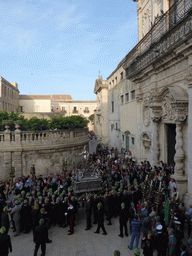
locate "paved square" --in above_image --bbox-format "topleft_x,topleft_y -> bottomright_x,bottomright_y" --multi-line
10,208 -> 144,256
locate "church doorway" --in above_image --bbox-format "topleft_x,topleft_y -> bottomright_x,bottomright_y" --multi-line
166,124 -> 176,165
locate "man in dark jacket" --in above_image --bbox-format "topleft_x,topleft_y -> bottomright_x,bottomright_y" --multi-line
31,204 -> 40,235
119,203 -> 128,238
154,225 -> 168,256
0,226 -> 12,256
22,200 -> 31,234
94,202 -> 107,235
92,194 -> 99,224
85,195 -> 92,230
33,218 -> 49,256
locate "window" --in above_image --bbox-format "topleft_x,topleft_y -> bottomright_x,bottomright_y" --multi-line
35,106 -> 40,112
125,93 -> 129,102
62,106 -> 66,112
112,80 -> 114,86
131,90 -> 135,100
116,123 -> 118,130
122,135 -> 124,141
73,106 -> 78,113
121,95 -> 124,104
115,77 -> 117,85
131,137 -> 135,145
111,124 -> 114,131
112,101 -> 114,113
84,107 -> 89,113
120,72 -> 123,81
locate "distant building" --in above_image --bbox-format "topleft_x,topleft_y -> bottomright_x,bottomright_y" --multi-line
19,95 -> 51,113
51,95 -> 96,119
0,76 -> 20,112
19,94 -> 97,131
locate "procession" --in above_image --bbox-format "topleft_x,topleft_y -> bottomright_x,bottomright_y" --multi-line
0,143 -> 191,256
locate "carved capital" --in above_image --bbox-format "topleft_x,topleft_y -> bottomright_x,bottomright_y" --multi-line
175,115 -> 187,123
151,116 -> 161,122
186,74 -> 192,88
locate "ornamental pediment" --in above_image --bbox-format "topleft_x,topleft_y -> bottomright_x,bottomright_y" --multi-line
149,85 -> 188,123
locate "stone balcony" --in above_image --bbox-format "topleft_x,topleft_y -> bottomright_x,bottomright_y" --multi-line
123,0 -> 192,80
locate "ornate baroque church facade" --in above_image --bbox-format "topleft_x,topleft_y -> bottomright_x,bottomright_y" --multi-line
94,0 -> 192,205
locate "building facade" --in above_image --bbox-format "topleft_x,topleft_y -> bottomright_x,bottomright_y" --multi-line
19,95 -> 51,113
0,76 -> 20,112
51,95 -> 96,119
94,0 -> 192,202
19,94 -> 96,131
94,76 -> 109,145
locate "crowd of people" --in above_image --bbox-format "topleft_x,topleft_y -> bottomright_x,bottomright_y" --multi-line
0,145 -> 192,255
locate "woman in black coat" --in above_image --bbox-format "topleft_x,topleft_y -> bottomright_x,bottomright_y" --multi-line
141,232 -> 154,256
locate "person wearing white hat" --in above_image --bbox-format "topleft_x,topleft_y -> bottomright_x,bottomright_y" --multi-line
154,224 -> 167,256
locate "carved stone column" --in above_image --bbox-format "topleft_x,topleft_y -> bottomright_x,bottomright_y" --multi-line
151,117 -> 161,166
184,73 -> 192,207
174,119 -> 185,177
171,101 -> 188,203
150,104 -> 162,167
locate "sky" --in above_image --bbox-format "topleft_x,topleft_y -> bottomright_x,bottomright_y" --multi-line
0,0 -> 138,101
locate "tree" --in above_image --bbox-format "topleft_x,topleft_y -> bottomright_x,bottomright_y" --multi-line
88,114 -> 94,122
0,111 -> 88,131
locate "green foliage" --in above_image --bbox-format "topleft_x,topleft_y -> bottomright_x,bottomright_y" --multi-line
88,114 -> 94,121
0,111 -> 88,131
49,115 -> 88,130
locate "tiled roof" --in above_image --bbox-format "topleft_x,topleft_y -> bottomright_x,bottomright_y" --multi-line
19,95 -> 51,100
51,95 -> 73,101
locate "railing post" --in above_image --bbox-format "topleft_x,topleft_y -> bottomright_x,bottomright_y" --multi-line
4,125 -> 11,144
15,122 -> 21,143
70,130 -> 74,138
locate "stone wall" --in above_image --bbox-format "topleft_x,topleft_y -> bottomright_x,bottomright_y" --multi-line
0,126 -> 89,180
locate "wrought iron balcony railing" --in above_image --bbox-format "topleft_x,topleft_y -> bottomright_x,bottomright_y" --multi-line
123,0 -> 192,79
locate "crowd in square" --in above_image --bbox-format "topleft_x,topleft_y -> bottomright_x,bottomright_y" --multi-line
0,145 -> 192,256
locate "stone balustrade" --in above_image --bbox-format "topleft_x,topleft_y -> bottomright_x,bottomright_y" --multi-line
0,127 -> 89,180
0,127 -> 88,146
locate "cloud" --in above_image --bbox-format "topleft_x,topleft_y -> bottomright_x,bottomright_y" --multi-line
54,4 -> 86,30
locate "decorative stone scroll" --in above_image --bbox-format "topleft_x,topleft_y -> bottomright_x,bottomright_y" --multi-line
141,132 -> 151,149
143,97 -> 151,127
162,94 -> 176,121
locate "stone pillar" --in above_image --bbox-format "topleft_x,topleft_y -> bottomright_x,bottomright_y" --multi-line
4,125 -> 11,144
13,151 -> 22,177
184,73 -> 192,208
70,131 -> 74,139
14,122 -> 21,143
174,120 -> 185,177
3,152 -> 12,180
151,117 -> 161,166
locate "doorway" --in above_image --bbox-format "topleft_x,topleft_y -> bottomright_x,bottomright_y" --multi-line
167,124 -> 176,165
126,136 -> 129,151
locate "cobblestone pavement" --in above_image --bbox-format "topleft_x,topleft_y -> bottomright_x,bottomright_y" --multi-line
10,207 -> 144,256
